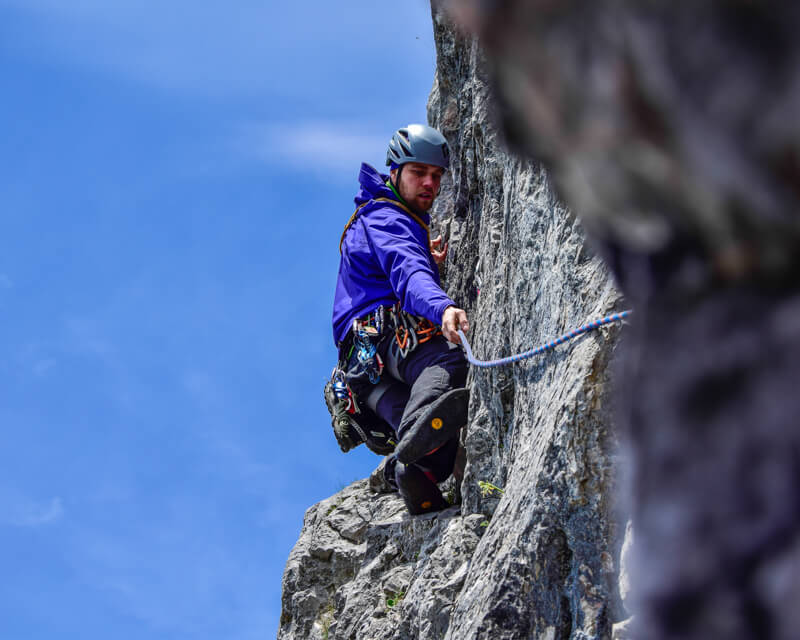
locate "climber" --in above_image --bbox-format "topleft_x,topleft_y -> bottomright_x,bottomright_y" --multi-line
327,124 -> 471,515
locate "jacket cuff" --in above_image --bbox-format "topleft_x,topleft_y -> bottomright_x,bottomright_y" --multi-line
432,298 -> 456,325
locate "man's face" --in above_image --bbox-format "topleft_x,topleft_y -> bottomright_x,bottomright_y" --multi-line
391,162 -> 445,212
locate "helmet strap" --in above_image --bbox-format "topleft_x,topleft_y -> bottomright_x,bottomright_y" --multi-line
387,169 -> 411,209
390,164 -> 404,192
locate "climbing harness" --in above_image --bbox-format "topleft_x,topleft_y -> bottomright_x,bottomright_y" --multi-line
457,310 -> 632,369
344,302 -> 443,362
325,303 -> 446,454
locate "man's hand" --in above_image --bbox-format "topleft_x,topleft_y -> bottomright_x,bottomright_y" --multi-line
430,234 -> 448,265
441,305 -> 469,344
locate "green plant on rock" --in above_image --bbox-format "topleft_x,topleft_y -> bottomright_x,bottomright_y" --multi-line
478,480 -> 505,497
385,590 -> 405,609
320,604 -> 335,639
325,499 -> 341,516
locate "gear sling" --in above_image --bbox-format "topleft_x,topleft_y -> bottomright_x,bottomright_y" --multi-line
325,302 -> 443,454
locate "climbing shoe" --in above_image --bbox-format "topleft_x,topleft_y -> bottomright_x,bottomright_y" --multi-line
368,455 -> 399,494
394,388 -> 469,464
395,461 -> 449,515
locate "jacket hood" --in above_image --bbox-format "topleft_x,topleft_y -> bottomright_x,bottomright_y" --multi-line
355,163 -> 395,206
354,163 -> 432,225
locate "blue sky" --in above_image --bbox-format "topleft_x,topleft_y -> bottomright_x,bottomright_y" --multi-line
0,2 -> 437,638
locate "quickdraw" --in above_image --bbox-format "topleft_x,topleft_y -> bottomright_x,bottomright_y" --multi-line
330,367 -> 358,415
386,303 -> 441,358
351,324 -> 384,384
395,327 -> 410,351
415,320 -> 440,344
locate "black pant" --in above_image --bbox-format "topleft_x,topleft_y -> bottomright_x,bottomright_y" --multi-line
352,333 -> 468,513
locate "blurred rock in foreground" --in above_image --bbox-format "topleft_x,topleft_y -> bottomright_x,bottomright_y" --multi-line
446,1 -> 800,638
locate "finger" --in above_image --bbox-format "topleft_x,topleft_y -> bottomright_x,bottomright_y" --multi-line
443,319 -> 456,343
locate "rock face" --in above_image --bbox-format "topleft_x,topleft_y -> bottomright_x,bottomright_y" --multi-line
444,2 -> 800,639
278,7 -> 628,640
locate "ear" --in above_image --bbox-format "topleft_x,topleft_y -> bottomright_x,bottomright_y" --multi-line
390,168 -> 398,183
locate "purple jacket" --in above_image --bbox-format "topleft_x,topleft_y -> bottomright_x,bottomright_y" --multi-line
332,163 -> 455,345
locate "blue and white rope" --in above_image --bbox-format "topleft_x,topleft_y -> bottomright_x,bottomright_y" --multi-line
457,310 -> 632,369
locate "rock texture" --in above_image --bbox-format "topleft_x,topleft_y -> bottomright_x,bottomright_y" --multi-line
445,1 -> 800,639
278,6 -> 628,640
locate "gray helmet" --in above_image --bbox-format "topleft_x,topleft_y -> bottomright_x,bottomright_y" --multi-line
386,124 -> 450,169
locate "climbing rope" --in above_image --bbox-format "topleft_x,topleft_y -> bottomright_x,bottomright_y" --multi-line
457,310 -> 632,369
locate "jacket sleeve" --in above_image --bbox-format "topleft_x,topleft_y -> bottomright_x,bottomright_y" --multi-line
362,209 -> 455,324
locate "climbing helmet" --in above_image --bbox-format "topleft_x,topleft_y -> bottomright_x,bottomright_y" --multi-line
386,124 -> 450,169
